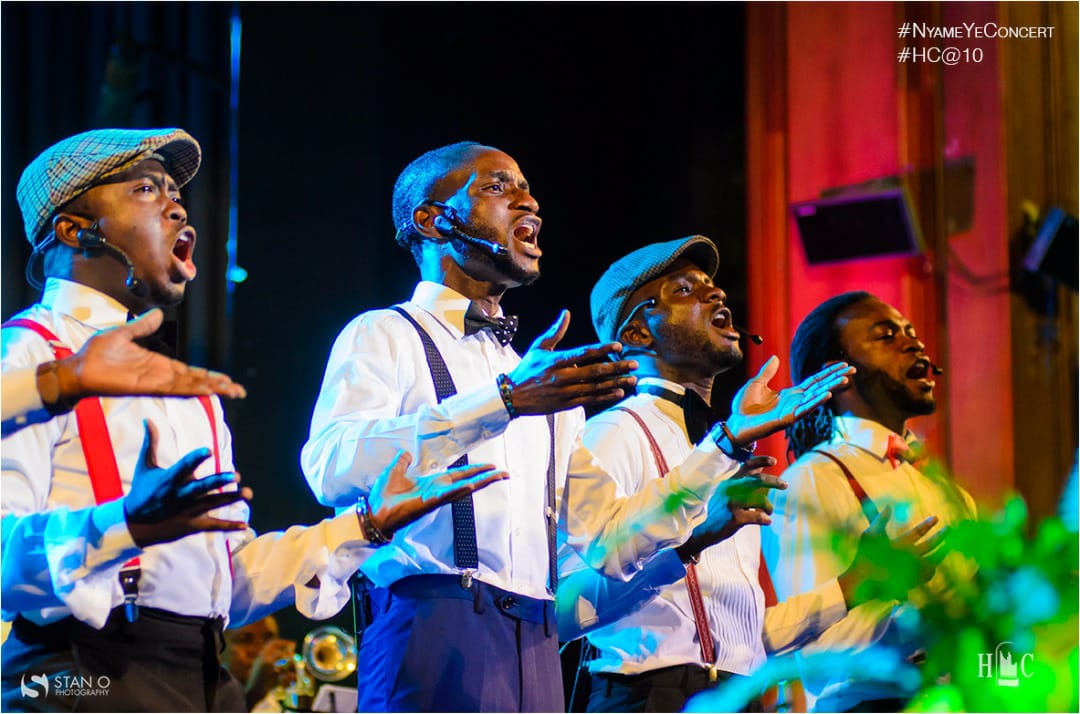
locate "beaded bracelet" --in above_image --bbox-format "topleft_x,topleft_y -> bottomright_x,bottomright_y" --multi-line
356,494 -> 392,546
496,373 -> 518,418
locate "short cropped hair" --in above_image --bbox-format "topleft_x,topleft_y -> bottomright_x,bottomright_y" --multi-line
391,141 -> 486,255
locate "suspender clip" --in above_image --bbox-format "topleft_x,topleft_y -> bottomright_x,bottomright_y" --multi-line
120,567 -> 140,622
459,570 -> 475,590
707,662 -> 719,683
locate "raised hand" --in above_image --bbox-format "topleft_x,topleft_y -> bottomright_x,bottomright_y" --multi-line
367,451 -> 509,536
725,356 -> 854,446
675,455 -> 786,560
124,420 -> 251,548
504,310 -> 638,415
837,505 -> 945,607
63,308 -> 247,402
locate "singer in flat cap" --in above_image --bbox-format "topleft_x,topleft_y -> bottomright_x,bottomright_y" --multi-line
301,143 -> 853,712
553,237 -> 902,713
1,128 -> 508,712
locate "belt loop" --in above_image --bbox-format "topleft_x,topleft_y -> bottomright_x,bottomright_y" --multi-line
543,600 -> 552,638
472,581 -> 485,615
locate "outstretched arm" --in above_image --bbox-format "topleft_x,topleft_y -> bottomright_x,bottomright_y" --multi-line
302,309 -> 633,508
229,452 -> 507,626
3,309 -> 245,436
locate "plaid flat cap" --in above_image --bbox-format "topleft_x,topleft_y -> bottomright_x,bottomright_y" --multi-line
590,236 -> 720,344
17,128 -> 201,245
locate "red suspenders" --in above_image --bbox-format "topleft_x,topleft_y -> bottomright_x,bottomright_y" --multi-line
4,317 -> 221,620
811,449 -> 880,523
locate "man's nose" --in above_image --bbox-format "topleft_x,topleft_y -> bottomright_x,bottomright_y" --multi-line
513,189 -> 539,214
167,201 -> 188,224
702,285 -> 726,304
904,335 -> 926,352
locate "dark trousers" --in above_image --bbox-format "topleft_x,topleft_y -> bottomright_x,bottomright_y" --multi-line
588,665 -> 763,713
844,697 -> 910,712
357,575 -> 564,713
1,607 -> 246,713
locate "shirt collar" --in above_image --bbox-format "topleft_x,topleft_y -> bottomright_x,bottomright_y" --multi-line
40,278 -> 130,330
636,376 -> 686,396
831,414 -> 918,460
410,280 -> 506,338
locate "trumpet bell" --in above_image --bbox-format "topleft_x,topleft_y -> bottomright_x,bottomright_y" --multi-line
302,625 -> 357,682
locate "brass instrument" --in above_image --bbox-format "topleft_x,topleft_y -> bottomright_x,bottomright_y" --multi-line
278,626 -> 357,712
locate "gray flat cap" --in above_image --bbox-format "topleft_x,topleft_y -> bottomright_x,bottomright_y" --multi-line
17,128 -> 201,245
590,236 -> 720,343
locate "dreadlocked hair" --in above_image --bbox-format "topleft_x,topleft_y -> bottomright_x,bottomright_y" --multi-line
784,291 -> 875,462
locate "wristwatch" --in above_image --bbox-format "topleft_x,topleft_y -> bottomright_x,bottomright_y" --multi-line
710,421 -> 756,462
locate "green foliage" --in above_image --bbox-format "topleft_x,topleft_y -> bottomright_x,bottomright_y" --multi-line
905,494 -> 1079,712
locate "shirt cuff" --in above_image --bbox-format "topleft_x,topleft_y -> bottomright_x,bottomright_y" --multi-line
43,500 -> 141,629
295,509 -> 374,621
642,548 -> 690,588
817,577 -> 849,620
663,437 -> 739,501
441,381 -> 512,442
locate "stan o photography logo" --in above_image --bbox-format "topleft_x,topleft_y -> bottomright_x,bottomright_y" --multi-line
19,674 -> 48,698
20,673 -> 111,699
978,641 -> 1035,687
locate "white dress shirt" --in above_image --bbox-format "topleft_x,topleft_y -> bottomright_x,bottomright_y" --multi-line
557,378 -> 847,677
764,415 -> 976,711
2,278 -> 372,630
301,282 -> 740,600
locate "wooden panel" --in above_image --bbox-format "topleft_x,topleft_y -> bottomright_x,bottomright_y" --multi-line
1001,1 -> 1079,521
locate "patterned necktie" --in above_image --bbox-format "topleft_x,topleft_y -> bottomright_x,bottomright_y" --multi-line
886,432 -> 917,469
463,302 -> 518,346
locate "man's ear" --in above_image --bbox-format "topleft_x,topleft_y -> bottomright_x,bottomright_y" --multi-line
620,318 -> 654,352
51,212 -> 91,250
412,205 -> 447,242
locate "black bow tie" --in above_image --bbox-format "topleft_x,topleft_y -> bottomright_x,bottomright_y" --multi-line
636,383 -> 717,443
464,303 -> 518,346
127,312 -> 179,358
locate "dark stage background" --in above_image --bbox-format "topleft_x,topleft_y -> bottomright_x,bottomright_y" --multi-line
2,2 -> 747,688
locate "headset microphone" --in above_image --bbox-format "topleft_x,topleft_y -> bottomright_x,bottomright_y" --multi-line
429,202 -> 509,257
77,222 -> 142,292
734,326 -> 764,345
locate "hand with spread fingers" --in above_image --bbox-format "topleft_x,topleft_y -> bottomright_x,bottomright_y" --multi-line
676,455 -> 787,561
124,420 -> 252,548
725,356 -> 855,446
504,310 -> 638,415
837,505 -> 946,607
70,308 -> 247,401
366,451 -> 509,537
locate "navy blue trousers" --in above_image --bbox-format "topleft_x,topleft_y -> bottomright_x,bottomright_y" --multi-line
357,575 -> 564,713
